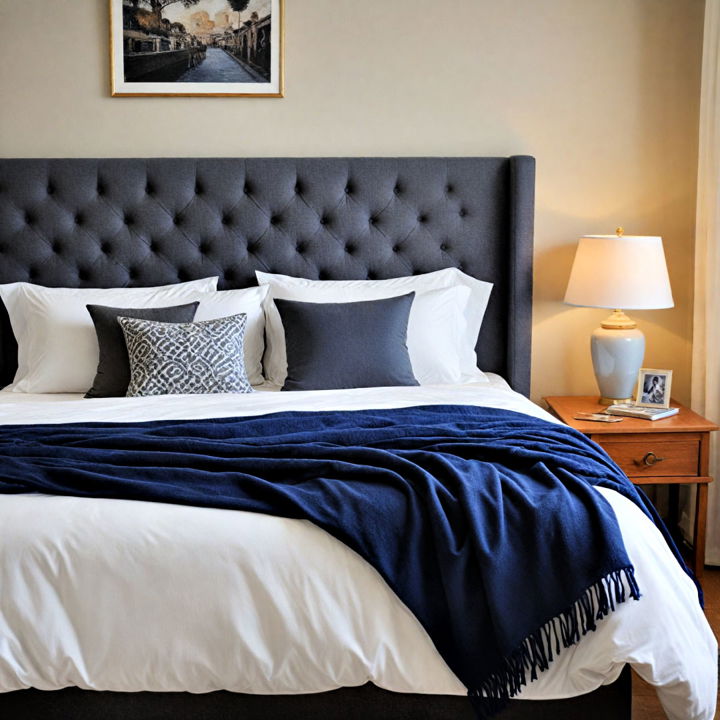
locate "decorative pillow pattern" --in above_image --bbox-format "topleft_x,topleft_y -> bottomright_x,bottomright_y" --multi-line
119,314 -> 252,397
85,302 -> 200,399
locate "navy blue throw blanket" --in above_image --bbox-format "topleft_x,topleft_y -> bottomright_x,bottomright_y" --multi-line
0,405 -> 692,716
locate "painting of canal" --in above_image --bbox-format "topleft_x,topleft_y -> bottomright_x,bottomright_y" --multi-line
110,0 -> 283,97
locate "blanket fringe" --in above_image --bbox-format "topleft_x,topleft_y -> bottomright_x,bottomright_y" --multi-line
468,566 -> 640,718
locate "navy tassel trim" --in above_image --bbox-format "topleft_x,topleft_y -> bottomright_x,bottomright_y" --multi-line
468,566 -> 640,719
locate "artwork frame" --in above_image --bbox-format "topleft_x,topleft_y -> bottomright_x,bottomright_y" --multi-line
110,0 -> 284,97
635,368 -> 673,409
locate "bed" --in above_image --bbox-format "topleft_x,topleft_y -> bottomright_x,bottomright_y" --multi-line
0,157 -> 715,720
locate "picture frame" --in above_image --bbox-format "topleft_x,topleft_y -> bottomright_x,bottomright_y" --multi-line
635,368 -> 673,409
110,0 -> 284,97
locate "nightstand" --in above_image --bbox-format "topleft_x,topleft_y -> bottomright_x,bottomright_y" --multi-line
544,396 -> 718,580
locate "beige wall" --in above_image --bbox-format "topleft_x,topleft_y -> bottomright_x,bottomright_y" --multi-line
0,0 -> 704,402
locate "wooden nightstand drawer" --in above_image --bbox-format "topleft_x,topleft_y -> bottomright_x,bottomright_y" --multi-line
596,436 -> 700,478
544,396 -> 718,579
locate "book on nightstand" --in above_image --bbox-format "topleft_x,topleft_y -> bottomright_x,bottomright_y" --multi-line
603,403 -> 679,421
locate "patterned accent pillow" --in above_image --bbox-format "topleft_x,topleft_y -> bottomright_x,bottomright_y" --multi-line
118,314 -> 252,397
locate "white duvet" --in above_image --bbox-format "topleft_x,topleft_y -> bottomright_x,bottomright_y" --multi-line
0,378 -> 716,719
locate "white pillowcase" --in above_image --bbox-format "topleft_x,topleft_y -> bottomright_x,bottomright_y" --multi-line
193,285 -> 268,387
0,278 -> 219,394
256,269 -> 493,386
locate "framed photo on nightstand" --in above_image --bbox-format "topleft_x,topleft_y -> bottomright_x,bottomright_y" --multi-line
635,368 -> 672,409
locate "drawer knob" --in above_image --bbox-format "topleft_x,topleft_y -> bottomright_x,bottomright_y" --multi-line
640,451 -> 666,467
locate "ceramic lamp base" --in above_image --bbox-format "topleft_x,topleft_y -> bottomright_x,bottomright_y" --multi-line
590,320 -> 645,404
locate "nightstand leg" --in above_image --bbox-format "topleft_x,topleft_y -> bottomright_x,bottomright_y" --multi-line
693,483 -> 708,581
668,485 -> 680,528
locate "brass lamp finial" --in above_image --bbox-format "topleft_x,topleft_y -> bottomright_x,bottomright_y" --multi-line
616,226 -> 624,237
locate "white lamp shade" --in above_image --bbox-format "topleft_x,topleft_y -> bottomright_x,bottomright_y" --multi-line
564,235 -> 674,309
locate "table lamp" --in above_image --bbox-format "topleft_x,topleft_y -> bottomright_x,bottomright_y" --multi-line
564,228 -> 674,404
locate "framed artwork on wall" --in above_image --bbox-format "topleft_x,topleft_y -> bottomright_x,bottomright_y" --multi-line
110,0 -> 283,97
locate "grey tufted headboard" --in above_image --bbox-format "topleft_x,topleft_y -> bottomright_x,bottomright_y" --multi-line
0,157 -> 535,394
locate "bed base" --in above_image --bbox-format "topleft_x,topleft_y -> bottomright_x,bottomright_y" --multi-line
0,157 -> 633,719
1,666 -> 631,720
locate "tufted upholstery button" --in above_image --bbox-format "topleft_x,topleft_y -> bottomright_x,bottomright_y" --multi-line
52,241 -> 62,254
199,241 -> 210,254
270,214 -> 280,225
47,184 -> 55,196
78,268 -> 89,282
319,216 -> 328,226
222,215 -> 230,225
101,242 -> 112,255
177,269 -> 188,281
243,184 -> 250,194
418,214 -> 427,223
124,214 -> 133,226
224,268 -> 235,281
295,242 -> 305,253
195,183 -> 202,195
128,267 -> 138,280
318,270 -> 329,280
149,240 -> 159,253
446,184 -> 453,193
345,243 -> 355,254
146,184 -> 154,195
345,185 -> 352,195
28,267 -> 39,280
392,244 -> 400,253
247,242 -> 258,254
394,185 -> 401,195
440,242 -> 449,251
367,271 -> 377,280
369,216 -> 376,225
173,215 -> 181,225
459,208 -> 467,217
74,213 -> 83,225
97,183 -> 105,196
295,183 -> 301,193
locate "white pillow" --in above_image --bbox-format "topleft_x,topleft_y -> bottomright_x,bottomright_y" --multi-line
193,286 -> 268,387
256,269 -> 493,386
0,277 -> 219,394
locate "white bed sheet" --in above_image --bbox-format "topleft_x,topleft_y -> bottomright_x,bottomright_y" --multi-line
0,379 -> 716,719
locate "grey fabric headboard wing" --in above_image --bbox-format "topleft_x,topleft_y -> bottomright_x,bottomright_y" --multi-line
0,157 -> 535,394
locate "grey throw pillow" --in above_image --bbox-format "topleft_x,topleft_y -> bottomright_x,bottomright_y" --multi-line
118,314 -> 252,397
275,293 -> 419,391
85,302 -> 199,399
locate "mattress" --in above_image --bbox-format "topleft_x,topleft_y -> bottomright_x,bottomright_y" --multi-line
0,378 -> 715,720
